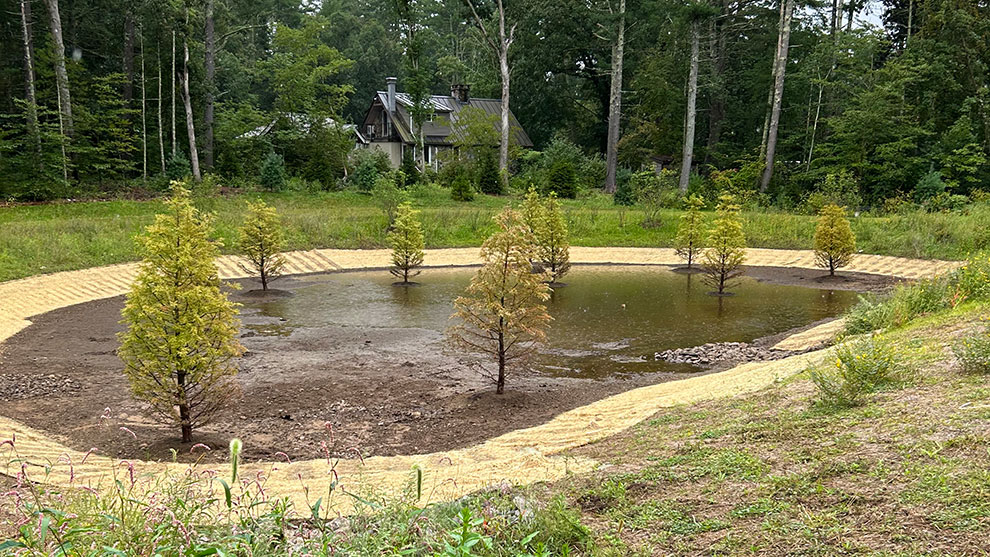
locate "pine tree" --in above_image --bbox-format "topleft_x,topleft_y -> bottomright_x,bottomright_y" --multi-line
388,202 -> 425,284
674,195 -> 706,269
448,208 -> 552,394
536,192 -> 571,284
239,199 -> 286,291
813,203 -> 856,276
260,151 -> 287,191
118,183 -> 242,443
451,171 -> 475,201
702,194 -> 747,295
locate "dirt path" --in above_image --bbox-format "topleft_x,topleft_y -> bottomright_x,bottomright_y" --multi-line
0,248 -> 960,513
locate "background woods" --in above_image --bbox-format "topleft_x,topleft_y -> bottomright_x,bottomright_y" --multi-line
0,0 -> 986,205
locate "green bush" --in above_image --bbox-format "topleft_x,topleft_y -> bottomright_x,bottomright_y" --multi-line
400,149 -> 420,186
165,150 -> 192,182
351,148 -> 391,193
811,336 -> 901,407
259,151 -> 287,192
451,172 -> 475,201
631,170 -> 679,227
802,170 -> 862,215
845,277 -> 953,334
955,252 -> 990,302
477,148 -> 503,195
546,159 -> 577,198
954,321 -> 990,374
914,170 -> 946,203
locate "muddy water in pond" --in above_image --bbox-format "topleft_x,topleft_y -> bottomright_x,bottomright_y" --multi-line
243,265 -> 859,378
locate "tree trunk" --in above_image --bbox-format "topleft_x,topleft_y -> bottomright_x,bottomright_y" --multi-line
203,0 -> 215,171
42,0 -> 73,138
760,0 -> 795,192
181,40 -> 201,181
498,48 -> 511,186
496,331 -> 505,394
604,0 -> 626,194
171,30 -> 177,159
679,20 -> 701,194
157,47 -> 166,173
141,34 -> 147,182
705,16 -> 727,165
20,0 -> 42,167
759,0 -> 787,163
122,11 -> 135,103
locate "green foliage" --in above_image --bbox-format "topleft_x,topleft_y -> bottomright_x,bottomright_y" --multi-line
166,150 -> 193,182
811,336 -> 901,408
260,152 -> 288,192
613,170 -> 636,206
953,320 -> 990,374
631,170 -> 679,227
239,200 -> 286,291
451,172 -> 476,201
372,172 -> 408,226
388,202 -> 425,283
350,149 -> 391,193
532,192 -> 571,283
813,204 -> 856,275
914,170 -> 947,203
845,276 -> 956,334
400,148 -> 421,186
674,195 -> 706,268
702,194 -> 746,295
448,208 -> 552,393
545,159 -> 577,199
118,183 -> 242,442
803,171 -> 862,215
478,149 -> 503,195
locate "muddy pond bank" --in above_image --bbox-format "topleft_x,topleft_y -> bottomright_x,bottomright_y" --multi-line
0,265 -> 879,463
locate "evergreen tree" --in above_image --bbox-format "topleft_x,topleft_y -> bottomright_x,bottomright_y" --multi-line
388,202 -> 425,284
702,194 -> 747,295
118,183 -> 242,443
451,172 -> 475,201
675,195 -> 706,269
521,186 -> 545,234
259,152 -> 287,192
239,199 -> 286,290
546,159 -> 578,199
813,203 -> 856,276
535,192 -> 571,284
478,149 -> 503,195
448,208 -> 552,394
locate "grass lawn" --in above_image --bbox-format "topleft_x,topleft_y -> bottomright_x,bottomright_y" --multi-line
2,185 -> 990,282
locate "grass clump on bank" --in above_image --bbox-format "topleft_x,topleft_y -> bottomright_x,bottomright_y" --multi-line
810,336 -> 903,408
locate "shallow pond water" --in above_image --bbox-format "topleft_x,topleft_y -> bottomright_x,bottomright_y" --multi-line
241,265 -> 859,378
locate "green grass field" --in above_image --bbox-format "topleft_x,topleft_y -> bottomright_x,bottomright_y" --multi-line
3,185 -> 990,282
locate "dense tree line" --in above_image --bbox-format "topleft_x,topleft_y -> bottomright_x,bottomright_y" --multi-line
0,0 -> 987,206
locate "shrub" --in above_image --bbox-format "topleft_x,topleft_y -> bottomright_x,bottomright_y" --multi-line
477,148 -> 503,195
914,170 -> 946,202
351,148 -> 391,193
844,276 -> 953,334
450,172 -> 475,201
813,204 -> 856,276
924,192 -> 970,213
259,151 -> 287,192
372,172 -> 407,226
545,159 -> 577,198
165,150 -> 192,181
954,321 -> 990,374
811,336 -> 900,407
631,170 -> 678,227
400,149 -> 420,186
955,252 -> 990,302
613,169 -> 636,206
803,170 -> 861,215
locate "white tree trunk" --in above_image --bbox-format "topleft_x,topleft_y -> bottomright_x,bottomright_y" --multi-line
203,0 -> 215,171
141,34 -> 147,182
171,30 -> 177,159
760,0 -> 795,192
679,20 -> 700,194
604,0 -> 626,194
157,47 -> 166,173
182,40 -> 201,181
20,0 -> 42,165
42,0 -> 72,138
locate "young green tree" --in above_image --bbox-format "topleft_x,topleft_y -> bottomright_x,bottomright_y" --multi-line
450,171 -> 475,201
702,194 -> 747,295
118,183 -> 242,443
388,202 -> 425,284
535,192 -> 571,284
259,151 -> 287,192
674,195 -> 706,269
813,203 -> 856,276
448,208 -> 552,394
239,200 -> 286,291
521,186 -> 545,234
372,171 -> 407,227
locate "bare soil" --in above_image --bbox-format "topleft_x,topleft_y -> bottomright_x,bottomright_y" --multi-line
0,266 -> 888,464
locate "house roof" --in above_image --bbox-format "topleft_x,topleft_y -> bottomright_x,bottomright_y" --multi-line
237,113 -> 368,143
372,91 -> 534,148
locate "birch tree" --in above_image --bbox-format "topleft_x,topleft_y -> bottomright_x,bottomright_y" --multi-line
181,39 -> 202,181
19,0 -> 42,165
604,0 -> 626,194
760,0 -> 795,192
463,0 -> 516,188
42,0 -> 73,138
203,0 -> 216,171
679,18 -> 701,193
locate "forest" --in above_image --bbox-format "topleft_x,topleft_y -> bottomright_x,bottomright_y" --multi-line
0,0 -> 987,208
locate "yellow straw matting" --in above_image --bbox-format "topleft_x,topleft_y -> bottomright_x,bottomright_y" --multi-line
0,248 -> 958,512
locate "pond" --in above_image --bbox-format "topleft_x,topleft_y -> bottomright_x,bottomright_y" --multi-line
241,265 -> 859,379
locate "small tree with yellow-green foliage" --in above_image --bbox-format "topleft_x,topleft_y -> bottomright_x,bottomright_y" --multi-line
448,207 -> 552,394
119,183 -> 243,443
388,202 -> 425,284
239,200 -> 286,291
814,203 -> 856,276
702,194 -> 747,295
522,187 -> 571,284
674,195 -> 706,269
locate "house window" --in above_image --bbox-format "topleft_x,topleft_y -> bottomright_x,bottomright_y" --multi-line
424,146 -> 432,164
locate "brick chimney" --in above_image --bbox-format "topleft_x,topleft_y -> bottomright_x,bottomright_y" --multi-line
450,84 -> 470,103
386,77 -> 397,113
